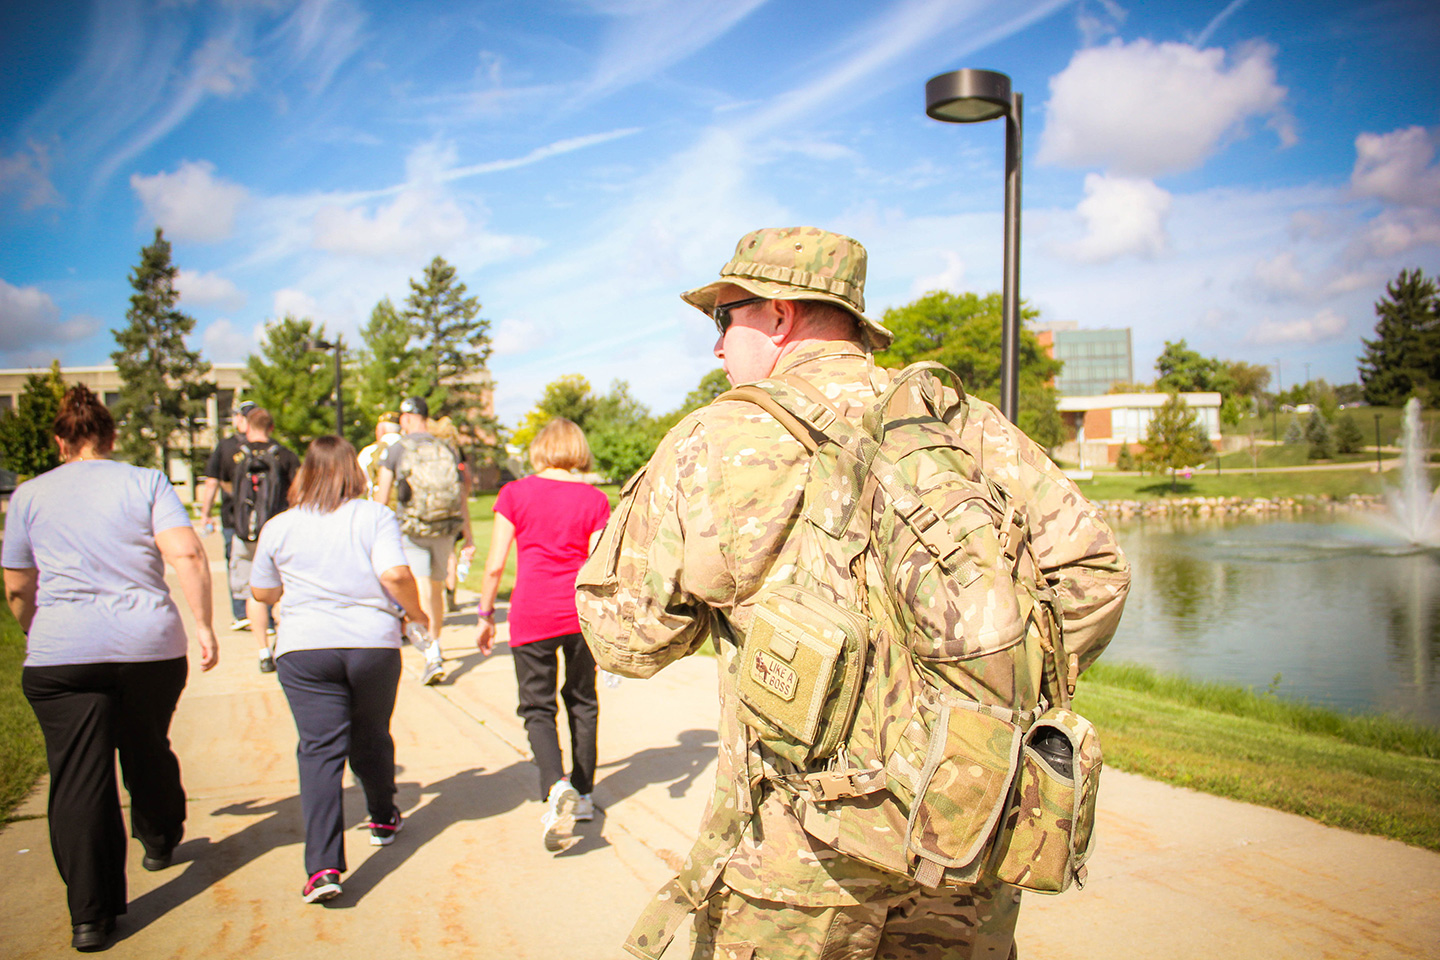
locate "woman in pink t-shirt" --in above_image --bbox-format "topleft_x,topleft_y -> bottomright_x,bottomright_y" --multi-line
475,418 -> 611,852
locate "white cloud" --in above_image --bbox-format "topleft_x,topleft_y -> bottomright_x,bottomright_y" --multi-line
273,288 -> 319,319
201,318 -> 254,361
311,188 -> 470,260
176,269 -> 245,309
909,251 -> 967,297
1249,252 -> 1376,301
1345,208 -> 1440,262
1247,308 -> 1349,345
1038,38 -> 1290,177
131,160 -> 248,242
190,36 -> 254,97
1075,0 -> 1127,46
0,280 -> 98,352
1058,173 -> 1172,263
490,317 -> 551,357
0,140 -> 62,210
1351,126 -> 1440,208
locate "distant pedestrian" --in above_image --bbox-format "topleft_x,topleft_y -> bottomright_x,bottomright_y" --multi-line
357,412 -> 402,508
226,407 -> 299,673
2,385 -> 218,953
475,417 -> 610,851
197,399 -> 256,628
373,397 -> 474,685
249,435 -> 428,904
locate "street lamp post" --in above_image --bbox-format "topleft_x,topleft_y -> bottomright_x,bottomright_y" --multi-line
925,68 -> 1023,423
306,338 -> 344,437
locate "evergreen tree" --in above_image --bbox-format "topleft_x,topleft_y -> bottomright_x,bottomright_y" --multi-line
110,228 -> 213,470
1115,444 -> 1137,471
1305,408 -> 1334,460
0,361 -> 65,478
1140,392 -> 1212,489
1359,268 -> 1440,406
245,316 -> 355,452
874,290 -> 1063,447
1334,412 -> 1365,455
1283,415 -> 1305,445
402,256 -> 499,462
354,297 -> 424,433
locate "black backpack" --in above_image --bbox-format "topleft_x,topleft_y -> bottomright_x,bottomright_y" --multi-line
233,443 -> 286,543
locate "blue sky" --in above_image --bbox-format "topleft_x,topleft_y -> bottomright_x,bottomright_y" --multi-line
2,0 -> 1438,426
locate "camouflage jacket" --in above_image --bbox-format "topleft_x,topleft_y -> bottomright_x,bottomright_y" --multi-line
576,339 -> 1130,907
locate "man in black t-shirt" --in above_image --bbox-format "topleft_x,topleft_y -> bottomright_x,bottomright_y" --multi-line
224,407 -> 299,672
199,400 -> 256,628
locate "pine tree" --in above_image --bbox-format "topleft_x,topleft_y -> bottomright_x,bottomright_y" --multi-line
1283,415 -> 1304,445
1305,408 -> 1334,460
1334,413 -> 1365,455
110,228 -> 214,470
354,297 -> 424,434
245,316 -> 355,452
1140,392 -> 1212,489
402,256 -> 498,462
0,360 -> 66,478
1359,268 -> 1440,406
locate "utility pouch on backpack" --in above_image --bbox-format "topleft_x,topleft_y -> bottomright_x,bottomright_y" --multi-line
992,707 -> 1101,893
735,585 -> 868,767
894,696 -> 1025,887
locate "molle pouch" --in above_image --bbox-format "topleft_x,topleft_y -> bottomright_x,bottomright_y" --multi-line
735,585 -> 869,767
993,708 -> 1102,894
903,699 -> 1024,889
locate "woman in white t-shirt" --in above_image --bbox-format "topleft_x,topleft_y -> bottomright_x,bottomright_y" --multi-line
2,385 -> 218,953
248,435 -> 427,904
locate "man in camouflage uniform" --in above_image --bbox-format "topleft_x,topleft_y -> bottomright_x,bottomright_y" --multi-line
576,226 -> 1130,959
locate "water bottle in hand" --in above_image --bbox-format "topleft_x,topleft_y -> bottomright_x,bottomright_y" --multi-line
457,557 -> 471,582
405,621 -> 432,653
601,670 -> 622,689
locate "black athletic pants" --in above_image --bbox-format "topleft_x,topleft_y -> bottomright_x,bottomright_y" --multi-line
275,647 -> 401,876
510,632 -> 598,800
22,657 -> 188,926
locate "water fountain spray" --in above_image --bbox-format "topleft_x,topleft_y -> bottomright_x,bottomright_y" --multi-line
1383,398 -> 1440,546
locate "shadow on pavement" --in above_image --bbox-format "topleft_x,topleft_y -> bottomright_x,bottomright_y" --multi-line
594,729 -> 717,808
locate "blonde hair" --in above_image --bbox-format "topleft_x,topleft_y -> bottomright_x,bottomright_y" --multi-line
529,418 -> 592,472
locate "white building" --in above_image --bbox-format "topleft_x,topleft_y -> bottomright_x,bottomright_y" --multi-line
1055,392 -> 1223,467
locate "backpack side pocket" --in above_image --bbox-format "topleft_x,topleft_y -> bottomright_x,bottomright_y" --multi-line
993,708 -> 1102,893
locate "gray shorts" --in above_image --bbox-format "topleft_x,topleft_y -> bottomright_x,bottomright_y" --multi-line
229,535 -> 259,601
402,533 -> 455,580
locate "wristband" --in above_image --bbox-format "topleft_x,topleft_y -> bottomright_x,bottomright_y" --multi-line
476,608 -> 495,620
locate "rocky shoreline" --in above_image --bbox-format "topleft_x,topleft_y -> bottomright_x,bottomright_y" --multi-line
1095,493 -> 1388,519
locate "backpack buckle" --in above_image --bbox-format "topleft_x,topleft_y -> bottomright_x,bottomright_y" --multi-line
802,768 -> 884,801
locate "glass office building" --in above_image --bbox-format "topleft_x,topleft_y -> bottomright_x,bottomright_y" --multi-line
1049,328 -> 1133,397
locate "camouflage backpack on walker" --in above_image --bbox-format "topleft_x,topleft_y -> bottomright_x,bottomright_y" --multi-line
624,363 -> 1103,960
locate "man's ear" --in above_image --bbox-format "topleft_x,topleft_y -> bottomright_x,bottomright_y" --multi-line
770,299 -> 801,344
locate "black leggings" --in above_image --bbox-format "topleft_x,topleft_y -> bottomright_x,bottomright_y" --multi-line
511,633 -> 598,799
23,657 -> 188,925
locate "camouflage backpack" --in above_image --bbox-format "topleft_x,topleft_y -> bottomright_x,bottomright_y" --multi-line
625,363 -> 1102,960
394,435 -> 464,538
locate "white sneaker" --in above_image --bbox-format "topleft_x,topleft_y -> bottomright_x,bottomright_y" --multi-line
542,780 -> 579,851
420,660 -> 446,686
573,794 -> 594,822
230,618 -> 251,631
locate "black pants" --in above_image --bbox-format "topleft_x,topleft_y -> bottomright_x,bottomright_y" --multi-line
511,633 -> 598,799
276,647 -> 401,876
22,657 -> 188,926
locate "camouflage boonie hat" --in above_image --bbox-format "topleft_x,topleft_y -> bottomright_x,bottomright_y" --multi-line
681,226 -> 894,350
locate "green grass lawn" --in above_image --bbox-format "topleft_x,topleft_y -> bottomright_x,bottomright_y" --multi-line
1075,662 -> 1440,851
1074,466 -> 1404,501
0,602 -> 44,823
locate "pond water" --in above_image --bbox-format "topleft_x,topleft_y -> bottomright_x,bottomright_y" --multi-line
1106,514 -> 1440,729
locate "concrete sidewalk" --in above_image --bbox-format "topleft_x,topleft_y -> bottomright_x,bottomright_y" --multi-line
2,527 -> 1438,958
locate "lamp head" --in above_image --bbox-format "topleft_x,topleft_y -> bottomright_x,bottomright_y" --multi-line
925,68 -> 1012,123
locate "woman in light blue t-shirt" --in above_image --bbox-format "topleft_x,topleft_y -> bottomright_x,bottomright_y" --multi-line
249,435 -> 427,904
2,385 -> 217,953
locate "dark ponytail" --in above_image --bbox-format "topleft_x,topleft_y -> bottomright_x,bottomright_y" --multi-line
54,384 -> 116,454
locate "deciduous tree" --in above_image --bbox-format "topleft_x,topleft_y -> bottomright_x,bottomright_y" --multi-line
0,360 -> 65,478
110,228 -> 213,471
874,290 -> 1063,446
1141,392 -> 1212,489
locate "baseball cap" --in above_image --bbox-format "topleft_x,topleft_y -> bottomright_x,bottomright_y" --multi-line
399,396 -> 429,418
235,400 -> 258,417
377,410 -> 401,426
681,226 -> 893,350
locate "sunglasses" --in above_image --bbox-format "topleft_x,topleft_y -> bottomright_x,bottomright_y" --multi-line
711,296 -> 769,335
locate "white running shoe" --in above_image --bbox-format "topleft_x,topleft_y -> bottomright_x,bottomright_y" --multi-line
573,793 -> 595,822
420,660 -> 446,686
542,780 -> 579,851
